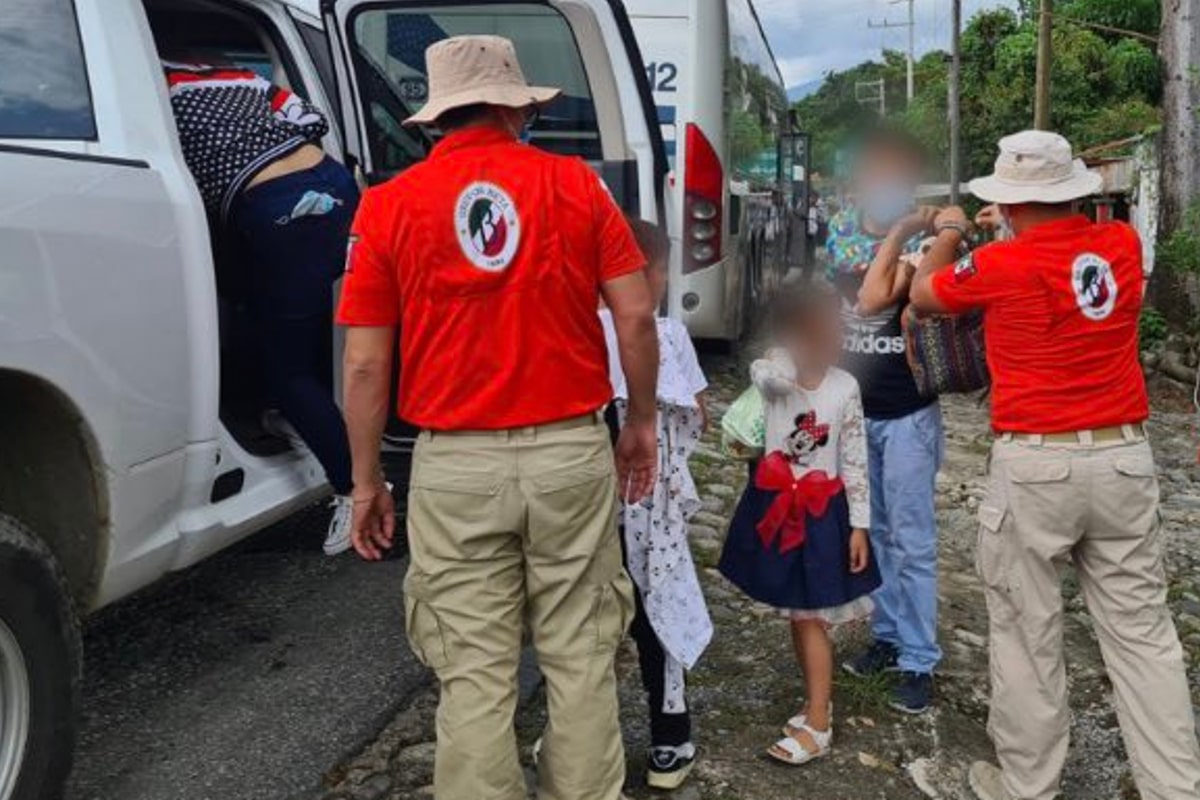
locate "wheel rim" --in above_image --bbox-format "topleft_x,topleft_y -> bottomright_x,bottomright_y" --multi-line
0,619 -> 29,800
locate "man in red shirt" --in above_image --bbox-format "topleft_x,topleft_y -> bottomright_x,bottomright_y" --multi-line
911,131 -> 1200,800
336,36 -> 659,800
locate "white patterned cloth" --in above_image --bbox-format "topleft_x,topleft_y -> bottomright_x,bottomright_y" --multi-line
601,311 -> 712,713
751,351 -> 871,531
600,312 -> 707,408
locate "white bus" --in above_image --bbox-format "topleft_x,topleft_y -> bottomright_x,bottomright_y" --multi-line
626,0 -> 794,340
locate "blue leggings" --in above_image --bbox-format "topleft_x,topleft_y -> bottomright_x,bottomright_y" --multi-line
230,156 -> 358,494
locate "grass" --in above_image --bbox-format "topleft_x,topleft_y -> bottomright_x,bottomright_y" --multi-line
833,669 -> 895,716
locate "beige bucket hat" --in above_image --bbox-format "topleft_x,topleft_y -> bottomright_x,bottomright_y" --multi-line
968,130 -> 1103,204
404,35 -> 561,127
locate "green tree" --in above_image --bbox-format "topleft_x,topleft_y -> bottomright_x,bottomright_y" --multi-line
792,1 -> 1162,181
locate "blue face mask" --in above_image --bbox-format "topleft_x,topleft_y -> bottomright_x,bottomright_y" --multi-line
275,190 -> 343,225
862,182 -> 915,229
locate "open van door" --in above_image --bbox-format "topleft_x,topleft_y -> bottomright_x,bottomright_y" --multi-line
320,0 -> 666,217
320,0 -> 667,471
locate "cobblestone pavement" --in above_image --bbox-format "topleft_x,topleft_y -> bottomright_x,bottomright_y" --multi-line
317,356 -> 1200,800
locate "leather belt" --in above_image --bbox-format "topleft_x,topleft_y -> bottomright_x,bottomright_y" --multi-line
425,412 -> 602,439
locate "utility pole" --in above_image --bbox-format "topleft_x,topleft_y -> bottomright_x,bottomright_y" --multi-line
1034,0 -> 1053,129
855,79 -> 887,117
868,0 -> 916,104
949,0 -> 962,204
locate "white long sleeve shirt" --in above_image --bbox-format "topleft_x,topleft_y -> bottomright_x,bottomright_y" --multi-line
751,352 -> 871,529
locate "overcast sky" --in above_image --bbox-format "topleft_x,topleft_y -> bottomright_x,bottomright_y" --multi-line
756,0 -> 1020,89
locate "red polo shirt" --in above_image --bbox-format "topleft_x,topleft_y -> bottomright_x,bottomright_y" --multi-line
930,215 -> 1148,433
336,127 -> 645,430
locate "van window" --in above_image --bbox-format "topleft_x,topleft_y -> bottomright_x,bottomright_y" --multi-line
0,0 -> 95,139
350,3 -> 601,174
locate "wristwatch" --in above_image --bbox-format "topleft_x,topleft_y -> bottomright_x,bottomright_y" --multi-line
935,221 -> 970,239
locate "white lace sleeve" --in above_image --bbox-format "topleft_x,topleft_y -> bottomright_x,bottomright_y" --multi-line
839,380 -> 871,529
750,348 -> 796,399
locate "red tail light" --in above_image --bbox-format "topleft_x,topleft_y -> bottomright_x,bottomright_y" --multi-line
684,123 -> 723,273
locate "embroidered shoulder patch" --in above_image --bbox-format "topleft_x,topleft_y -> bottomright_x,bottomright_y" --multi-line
344,234 -> 359,273
953,254 -> 977,283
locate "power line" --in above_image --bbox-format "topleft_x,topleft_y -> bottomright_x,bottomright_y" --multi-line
1049,11 -> 1159,44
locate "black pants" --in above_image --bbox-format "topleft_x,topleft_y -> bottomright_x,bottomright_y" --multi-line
230,156 -> 358,495
626,573 -> 692,747
257,309 -> 352,494
606,406 -> 692,747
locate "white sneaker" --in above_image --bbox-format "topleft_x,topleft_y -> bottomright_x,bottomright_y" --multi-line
325,483 -> 393,557
968,761 -> 1012,800
647,742 -> 696,789
324,494 -> 354,556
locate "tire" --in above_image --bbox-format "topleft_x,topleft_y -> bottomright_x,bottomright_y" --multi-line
0,514 -> 81,800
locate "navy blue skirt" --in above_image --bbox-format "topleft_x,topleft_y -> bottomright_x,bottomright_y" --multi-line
718,470 -> 882,611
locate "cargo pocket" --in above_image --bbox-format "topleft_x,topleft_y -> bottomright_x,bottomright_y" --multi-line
975,502 -> 1017,621
403,572 -> 449,670
592,571 -> 635,655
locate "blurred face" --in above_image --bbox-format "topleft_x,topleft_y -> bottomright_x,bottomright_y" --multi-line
783,301 -> 843,371
854,143 -> 923,229
646,256 -> 668,309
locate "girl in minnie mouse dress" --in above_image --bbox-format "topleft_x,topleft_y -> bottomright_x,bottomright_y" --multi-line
718,288 -> 880,767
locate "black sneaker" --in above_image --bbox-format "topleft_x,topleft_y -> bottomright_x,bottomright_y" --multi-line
842,640 -> 899,677
890,671 -> 934,715
646,743 -> 696,790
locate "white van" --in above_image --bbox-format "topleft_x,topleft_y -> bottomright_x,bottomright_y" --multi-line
0,2 -> 663,797
625,0 -> 793,340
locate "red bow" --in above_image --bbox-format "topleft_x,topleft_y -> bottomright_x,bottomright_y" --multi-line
754,452 -> 844,554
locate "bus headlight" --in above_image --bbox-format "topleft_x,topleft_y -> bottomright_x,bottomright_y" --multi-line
682,292 -> 701,311
691,222 -> 717,241
691,243 -> 716,261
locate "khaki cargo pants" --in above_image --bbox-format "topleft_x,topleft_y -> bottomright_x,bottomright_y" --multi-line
403,415 -> 634,800
978,434 -> 1200,800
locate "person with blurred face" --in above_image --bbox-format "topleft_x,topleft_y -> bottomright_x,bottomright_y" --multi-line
599,218 -> 710,790
911,130 -> 1200,800
825,130 -> 944,715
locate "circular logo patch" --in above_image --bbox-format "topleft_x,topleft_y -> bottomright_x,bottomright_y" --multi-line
1072,253 -> 1117,321
455,182 -> 520,272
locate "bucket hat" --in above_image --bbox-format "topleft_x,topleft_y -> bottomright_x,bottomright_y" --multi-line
968,130 -> 1102,204
404,35 -> 561,126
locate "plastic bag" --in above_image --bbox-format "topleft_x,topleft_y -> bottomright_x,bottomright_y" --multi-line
721,385 -> 766,460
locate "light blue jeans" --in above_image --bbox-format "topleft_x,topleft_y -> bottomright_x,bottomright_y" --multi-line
866,403 -> 944,674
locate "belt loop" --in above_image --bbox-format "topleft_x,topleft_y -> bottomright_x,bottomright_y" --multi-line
999,432 -> 1013,443
1029,433 -> 1044,446
1078,430 -> 1094,446
1121,423 -> 1135,442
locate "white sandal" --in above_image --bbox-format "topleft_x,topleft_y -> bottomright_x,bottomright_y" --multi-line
781,703 -> 832,737
768,723 -> 832,766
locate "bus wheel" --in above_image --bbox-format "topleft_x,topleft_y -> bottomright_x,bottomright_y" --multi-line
0,514 -> 80,800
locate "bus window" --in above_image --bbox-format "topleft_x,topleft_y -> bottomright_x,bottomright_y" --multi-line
349,3 -> 602,173
726,0 -> 788,191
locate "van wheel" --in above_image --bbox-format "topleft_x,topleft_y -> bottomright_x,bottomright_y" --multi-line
0,514 -> 80,800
